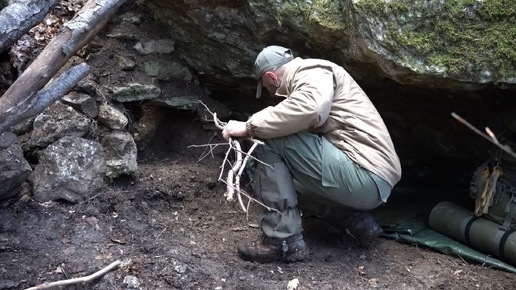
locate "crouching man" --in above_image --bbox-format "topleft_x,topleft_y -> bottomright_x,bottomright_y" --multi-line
222,45 -> 402,263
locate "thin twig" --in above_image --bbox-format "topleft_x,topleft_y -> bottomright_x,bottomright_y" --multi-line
198,101 -> 227,128
194,133 -> 217,163
455,254 -> 470,266
218,141 -> 234,181
219,179 -> 282,215
189,141 -> 271,169
188,142 -> 229,163
451,112 -> 516,158
150,227 -> 167,246
188,143 -> 230,148
213,112 -> 227,129
25,259 -> 131,290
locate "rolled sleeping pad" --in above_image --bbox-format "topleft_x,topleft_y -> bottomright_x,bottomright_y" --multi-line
429,201 -> 516,266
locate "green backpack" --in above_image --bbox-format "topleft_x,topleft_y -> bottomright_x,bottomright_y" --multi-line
470,115 -> 516,229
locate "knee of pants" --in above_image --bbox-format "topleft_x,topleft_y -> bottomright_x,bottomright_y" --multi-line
254,161 -> 297,209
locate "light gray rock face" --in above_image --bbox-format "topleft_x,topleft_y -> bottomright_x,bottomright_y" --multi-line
134,39 -> 175,55
61,91 -> 99,119
98,103 -> 129,130
110,83 -> 161,102
99,130 -> 138,179
0,132 -> 31,200
30,136 -> 106,203
116,55 -> 137,71
30,101 -> 92,148
143,60 -> 192,82
147,0 -> 516,94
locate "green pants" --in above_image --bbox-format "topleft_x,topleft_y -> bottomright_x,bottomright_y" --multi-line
255,131 -> 385,239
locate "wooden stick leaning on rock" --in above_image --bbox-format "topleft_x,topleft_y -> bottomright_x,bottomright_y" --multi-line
0,0 -> 128,135
451,112 -> 516,158
0,63 -> 90,133
0,0 -> 59,53
25,259 -> 131,290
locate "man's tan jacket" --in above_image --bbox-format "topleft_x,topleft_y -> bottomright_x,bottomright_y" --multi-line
247,57 -> 402,188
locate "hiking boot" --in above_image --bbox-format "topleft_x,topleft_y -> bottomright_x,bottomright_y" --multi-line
237,233 -> 307,263
333,210 -> 383,246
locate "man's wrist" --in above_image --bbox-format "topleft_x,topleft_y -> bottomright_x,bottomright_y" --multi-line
246,121 -> 255,138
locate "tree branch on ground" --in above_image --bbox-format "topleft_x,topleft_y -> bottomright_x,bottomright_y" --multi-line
0,0 -> 128,135
0,62 -> 90,133
0,0 -> 59,53
25,259 -> 131,290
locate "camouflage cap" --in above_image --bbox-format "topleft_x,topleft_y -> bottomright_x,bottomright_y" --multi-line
254,45 -> 294,98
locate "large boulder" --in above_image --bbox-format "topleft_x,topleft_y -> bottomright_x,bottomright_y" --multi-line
29,136 -> 106,203
147,0 -> 516,96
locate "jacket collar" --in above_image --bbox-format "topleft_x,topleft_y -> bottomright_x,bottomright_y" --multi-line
276,57 -> 303,98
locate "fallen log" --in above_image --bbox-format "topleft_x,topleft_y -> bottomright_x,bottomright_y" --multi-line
0,62 -> 91,133
0,0 -> 127,135
0,0 -> 59,53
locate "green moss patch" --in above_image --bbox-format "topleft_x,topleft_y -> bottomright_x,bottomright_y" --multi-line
355,0 -> 516,81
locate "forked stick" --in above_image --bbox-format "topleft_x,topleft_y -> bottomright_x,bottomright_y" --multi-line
234,142 -> 260,212
197,101 -> 276,213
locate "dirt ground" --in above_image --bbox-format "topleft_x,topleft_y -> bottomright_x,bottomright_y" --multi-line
0,112 -> 515,290
1,1 -> 515,290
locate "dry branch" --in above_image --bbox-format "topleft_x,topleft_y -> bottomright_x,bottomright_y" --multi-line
451,112 -> 516,158
0,0 -> 59,53
25,259 -> 131,290
225,139 -> 242,202
0,62 -> 90,133
0,0 -> 127,134
196,101 -> 279,214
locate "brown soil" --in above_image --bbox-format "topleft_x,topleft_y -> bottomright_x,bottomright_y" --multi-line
1,1 -> 515,290
1,112 -> 515,290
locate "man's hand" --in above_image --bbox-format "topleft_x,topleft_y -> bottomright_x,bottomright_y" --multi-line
222,120 -> 248,140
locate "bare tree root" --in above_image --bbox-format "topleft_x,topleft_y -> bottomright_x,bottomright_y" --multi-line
25,259 -> 131,290
218,179 -> 281,214
234,141 -> 261,211
226,139 -> 242,204
196,101 -> 279,214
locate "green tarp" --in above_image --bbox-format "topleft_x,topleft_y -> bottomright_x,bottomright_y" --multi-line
375,188 -> 516,273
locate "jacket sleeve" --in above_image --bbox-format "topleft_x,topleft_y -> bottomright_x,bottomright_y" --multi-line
247,67 -> 334,139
